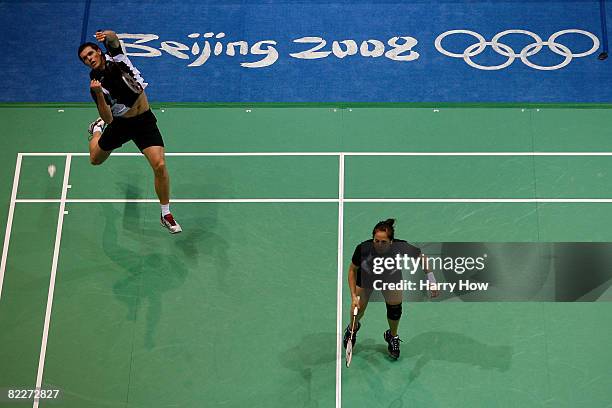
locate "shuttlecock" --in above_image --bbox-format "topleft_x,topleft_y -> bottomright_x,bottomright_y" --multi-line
48,164 -> 56,178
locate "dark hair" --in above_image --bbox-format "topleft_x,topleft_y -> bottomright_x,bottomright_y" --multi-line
77,42 -> 100,60
372,218 -> 395,240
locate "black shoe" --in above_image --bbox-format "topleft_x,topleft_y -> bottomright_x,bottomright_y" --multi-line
384,329 -> 402,359
343,321 -> 361,349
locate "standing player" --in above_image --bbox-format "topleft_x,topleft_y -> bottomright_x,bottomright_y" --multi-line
78,30 -> 181,233
343,219 -> 438,359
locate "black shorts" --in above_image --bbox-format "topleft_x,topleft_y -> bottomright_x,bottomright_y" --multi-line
98,109 -> 164,152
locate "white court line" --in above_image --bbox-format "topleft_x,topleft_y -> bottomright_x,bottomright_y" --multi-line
15,199 -> 60,203
335,153 -> 345,408
344,152 -> 612,156
16,199 -> 339,203
0,154 -> 23,302
345,198 -> 612,203
14,198 -> 612,204
67,198 -> 338,203
17,151 -> 612,157
20,152 -> 338,157
33,154 -> 72,408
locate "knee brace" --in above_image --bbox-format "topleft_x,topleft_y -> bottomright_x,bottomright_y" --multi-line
386,303 -> 402,321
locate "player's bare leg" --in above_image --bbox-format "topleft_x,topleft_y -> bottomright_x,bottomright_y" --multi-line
142,145 -> 169,204
142,145 -> 182,233
383,289 -> 403,359
383,289 -> 402,336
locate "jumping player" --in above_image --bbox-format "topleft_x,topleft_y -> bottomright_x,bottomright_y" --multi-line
78,30 -> 181,233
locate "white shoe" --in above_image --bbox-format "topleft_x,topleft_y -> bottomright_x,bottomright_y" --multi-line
88,117 -> 106,135
160,213 -> 182,234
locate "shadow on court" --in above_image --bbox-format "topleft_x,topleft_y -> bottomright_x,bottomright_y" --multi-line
101,182 -> 232,350
276,325 -> 511,407
355,330 -> 512,407
101,188 -> 189,349
403,330 -> 511,374
358,330 -> 511,373
279,332 -> 337,408
172,210 -> 231,288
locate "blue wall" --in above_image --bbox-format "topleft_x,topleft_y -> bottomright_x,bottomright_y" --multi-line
1,0 -> 610,102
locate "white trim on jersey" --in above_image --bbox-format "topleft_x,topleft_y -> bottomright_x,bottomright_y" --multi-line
104,54 -> 148,90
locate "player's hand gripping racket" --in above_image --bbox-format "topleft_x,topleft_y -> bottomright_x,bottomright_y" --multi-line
345,296 -> 360,368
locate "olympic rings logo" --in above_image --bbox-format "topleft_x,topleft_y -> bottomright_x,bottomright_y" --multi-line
435,29 -> 600,70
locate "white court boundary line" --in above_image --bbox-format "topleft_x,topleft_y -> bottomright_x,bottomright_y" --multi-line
335,154 -> 345,408
3,151 -> 612,408
0,153 -> 22,302
15,198 -> 339,203
13,198 -> 612,203
33,155 -> 71,408
17,151 -> 612,157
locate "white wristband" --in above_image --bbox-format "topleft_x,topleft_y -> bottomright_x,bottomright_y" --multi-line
427,271 -> 436,284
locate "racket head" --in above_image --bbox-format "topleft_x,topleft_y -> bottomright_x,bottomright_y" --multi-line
345,340 -> 353,367
346,295 -> 360,368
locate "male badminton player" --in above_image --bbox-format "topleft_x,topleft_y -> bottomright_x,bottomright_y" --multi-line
343,219 -> 438,359
78,30 -> 181,233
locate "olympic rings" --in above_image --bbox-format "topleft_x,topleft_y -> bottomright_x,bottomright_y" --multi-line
435,29 -> 600,70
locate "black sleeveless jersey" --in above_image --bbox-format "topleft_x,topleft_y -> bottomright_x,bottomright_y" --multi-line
89,42 -> 147,117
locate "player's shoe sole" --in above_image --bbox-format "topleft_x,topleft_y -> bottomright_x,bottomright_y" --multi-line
88,118 -> 106,141
88,117 -> 106,135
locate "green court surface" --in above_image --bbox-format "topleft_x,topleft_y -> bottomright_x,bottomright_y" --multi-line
1,106 -> 612,408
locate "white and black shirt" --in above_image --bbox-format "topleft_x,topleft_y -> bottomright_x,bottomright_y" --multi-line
89,42 -> 147,117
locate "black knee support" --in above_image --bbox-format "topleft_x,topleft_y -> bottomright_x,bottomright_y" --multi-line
386,303 -> 402,321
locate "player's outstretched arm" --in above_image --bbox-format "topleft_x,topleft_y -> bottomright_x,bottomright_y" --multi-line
348,263 -> 360,310
95,30 -> 120,48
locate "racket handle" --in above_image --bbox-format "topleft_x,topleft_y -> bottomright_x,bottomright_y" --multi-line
353,295 -> 360,315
